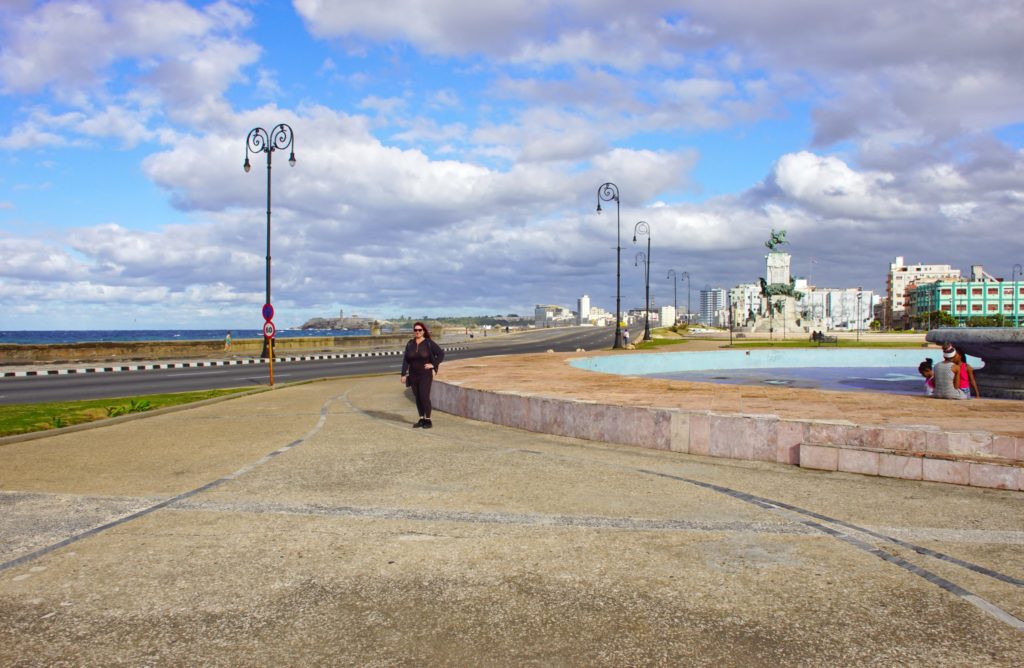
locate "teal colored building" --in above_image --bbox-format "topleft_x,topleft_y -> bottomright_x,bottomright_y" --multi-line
907,279 -> 1024,326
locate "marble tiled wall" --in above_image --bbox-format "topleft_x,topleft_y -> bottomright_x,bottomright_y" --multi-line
433,380 -> 1022,492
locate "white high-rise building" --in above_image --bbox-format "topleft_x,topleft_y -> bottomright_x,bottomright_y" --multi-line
577,294 -> 591,325
699,288 -> 728,326
729,284 -> 762,326
804,288 -> 876,331
887,256 -> 960,328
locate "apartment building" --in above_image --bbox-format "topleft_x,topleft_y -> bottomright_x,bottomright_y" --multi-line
906,267 -> 1024,326
699,288 -> 728,326
887,256 -> 961,328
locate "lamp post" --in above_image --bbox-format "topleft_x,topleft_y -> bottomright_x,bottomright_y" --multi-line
634,252 -> 650,342
244,123 -> 296,359
927,286 -> 932,331
856,288 -> 863,342
1013,264 -> 1022,328
632,221 -> 651,341
728,292 -> 734,346
682,271 -> 691,325
667,270 -> 679,325
596,183 -> 623,348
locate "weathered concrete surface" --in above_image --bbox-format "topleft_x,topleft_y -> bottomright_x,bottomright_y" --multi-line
1,376 -> 1022,666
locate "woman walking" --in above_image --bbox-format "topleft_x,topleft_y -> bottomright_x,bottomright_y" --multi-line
400,322 -> 445,428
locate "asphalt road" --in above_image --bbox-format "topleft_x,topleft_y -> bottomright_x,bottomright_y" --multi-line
0,326 -> 620,404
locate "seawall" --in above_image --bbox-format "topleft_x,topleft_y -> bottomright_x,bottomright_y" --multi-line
0,334 -> 411,364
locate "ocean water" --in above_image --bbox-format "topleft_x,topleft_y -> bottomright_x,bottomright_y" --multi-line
0,329 -> 377,345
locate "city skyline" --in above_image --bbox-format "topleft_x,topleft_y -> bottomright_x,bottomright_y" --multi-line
1,2 -> 1022,330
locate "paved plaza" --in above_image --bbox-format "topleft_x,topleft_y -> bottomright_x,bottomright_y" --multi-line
1,375 -> 1023,665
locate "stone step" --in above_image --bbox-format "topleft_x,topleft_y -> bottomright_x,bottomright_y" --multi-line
800,442 -> 1021,490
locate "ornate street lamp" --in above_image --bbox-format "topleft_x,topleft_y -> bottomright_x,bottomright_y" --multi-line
632,221 -> 651,341
1013,264 -> 1022,328
666,270 -> 680,325
682,271 -> 691,325
596,183 -> 623,349
244,123 -> 296,359
728,292 -> 734,345
856,288 -> 863,342
634,252 -> 650,342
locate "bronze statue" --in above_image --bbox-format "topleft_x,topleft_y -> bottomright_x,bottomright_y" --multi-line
764,228 -> 787,251
759,276 -> 804,299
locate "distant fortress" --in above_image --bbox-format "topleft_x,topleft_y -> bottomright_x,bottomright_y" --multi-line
297,309 -> 390,331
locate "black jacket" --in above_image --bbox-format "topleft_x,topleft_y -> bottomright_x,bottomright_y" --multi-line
401,338 -> 445,376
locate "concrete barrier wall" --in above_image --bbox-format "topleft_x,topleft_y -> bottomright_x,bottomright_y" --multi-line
433,380 -> 1022,492
0,334 -> 410,364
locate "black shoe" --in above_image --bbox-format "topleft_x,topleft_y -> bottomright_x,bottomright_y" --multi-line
422,419 -> 432,429
413,419 -> 425,428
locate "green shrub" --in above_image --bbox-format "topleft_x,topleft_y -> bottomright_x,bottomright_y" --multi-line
106,399 -> 154,417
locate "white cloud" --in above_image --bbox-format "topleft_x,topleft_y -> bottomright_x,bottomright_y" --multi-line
0,0 -> 259,145
75,105 -> 157,147
295,0 -> 1024,153
770,152 -> 922,220
0,101 -> 702,322
0,120 -> 68,150
294,0 -> 551,57
429,89 -> 460,108
1,1 -> 1023,328
0,1 -> 216,95
0,237 -> 86,280
358,95 -> 407,115
391,117 -> 467,146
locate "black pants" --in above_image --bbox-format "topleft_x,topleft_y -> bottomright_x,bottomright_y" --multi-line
409,372 -> 433,418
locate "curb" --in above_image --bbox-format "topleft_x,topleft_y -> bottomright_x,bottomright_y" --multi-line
0,387 -> 270,447
0,372 -> 397,447
1,346 -> 469,378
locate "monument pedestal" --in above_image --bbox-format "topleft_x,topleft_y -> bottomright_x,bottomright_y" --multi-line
750,296 -> 805,334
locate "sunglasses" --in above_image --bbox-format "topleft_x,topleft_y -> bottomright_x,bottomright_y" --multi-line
413,328 -> 424,332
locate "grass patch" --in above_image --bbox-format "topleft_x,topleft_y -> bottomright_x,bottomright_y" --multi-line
0,388 -> 253,438
635,337 -> 692,349
650,326 -> 684,339
726,340 -> 930,349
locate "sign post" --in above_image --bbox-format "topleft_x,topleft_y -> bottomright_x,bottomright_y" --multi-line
263,318 -> 276,386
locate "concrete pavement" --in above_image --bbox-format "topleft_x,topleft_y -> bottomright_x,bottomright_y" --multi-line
1,375 -> 1023,665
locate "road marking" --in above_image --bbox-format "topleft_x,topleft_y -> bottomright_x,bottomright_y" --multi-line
0,347 -> 468,379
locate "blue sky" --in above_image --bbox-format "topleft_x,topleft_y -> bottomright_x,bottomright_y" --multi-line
1,1 -> 1022,329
